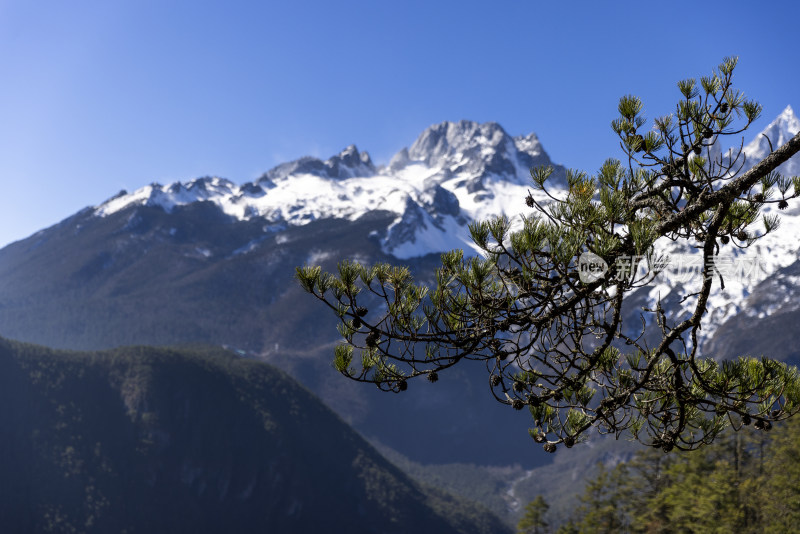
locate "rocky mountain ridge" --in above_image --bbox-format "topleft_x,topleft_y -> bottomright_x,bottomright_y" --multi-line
2,111 -> 800,471
94,120 -> 566,259
88,109 -> 800,353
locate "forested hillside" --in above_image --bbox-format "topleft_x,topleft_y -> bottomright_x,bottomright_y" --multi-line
523,421 -> 800,533
0,338 -> 510,534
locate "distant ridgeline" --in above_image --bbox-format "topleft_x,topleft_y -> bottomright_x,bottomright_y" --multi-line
0,338 -> 509,534
1,112 -> 800,471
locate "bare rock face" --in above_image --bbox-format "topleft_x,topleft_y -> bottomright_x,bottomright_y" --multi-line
260,144 -> 376,183
405,120 -> 561,189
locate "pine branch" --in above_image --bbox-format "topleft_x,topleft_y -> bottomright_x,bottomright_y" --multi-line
654,130 -> 800,236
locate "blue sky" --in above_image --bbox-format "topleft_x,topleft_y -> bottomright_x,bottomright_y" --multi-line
1,0 -> 798,247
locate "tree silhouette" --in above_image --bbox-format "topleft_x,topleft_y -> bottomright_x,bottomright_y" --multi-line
297,58 -> 800,452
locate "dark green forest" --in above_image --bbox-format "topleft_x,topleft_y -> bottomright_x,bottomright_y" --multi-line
0,338 -> 509,534
519,420 -> 800,533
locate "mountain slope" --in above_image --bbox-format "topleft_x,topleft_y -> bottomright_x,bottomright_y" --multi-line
2,111 -> 800,474
0,203 -> 542,467
0,339 -> 510,534
0,120 -> 569,469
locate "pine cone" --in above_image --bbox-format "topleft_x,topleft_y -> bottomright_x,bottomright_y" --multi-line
512,399 -> 525,411
543,442 -> 557,453
741,414 -> 751,426
720,235 -> 730,245
397,379 -> 408,392
720,102 -> 729,113
525,193 -> 535,208
352,317 -> 362,329
754,193 -> 765,203
490,375 -> 501,387
427,371 -> 439,383
564,436 -> 575,448
513,381 -> 526,393
779,199 -> 789,210
365,331 -> 380,348
693,145 -> 702,155
355,306 -> 368,317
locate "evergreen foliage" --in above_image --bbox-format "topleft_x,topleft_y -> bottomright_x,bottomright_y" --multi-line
298,58 -> 800,451
517,495 -> 550,534
575,462 -> 630,533
0,338 -> 510,534
560,419 -> 800,533
520,419 -> 800,532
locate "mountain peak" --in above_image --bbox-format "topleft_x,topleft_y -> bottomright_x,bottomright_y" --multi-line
399,120 -> 557,185
92,118 -> 569,258
774,105 -> 800,135
740,104 -> 800,176
260,144 -> 375,183
326,144 -> 375,177
408,120 -> 510,164
761,104 -> 799,138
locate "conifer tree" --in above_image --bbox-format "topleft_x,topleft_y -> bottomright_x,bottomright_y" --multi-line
517,495 -> 550,534
574,462 -> 629,533
554,522 -> 579,534
297,58 -> 800,451
620,447 -> 676,532
759,418 -> 800,532
655,446 -> 744,532
576,424 -> 774,533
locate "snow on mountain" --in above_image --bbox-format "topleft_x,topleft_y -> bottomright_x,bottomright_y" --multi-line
406,120 -> 552,190
92,110 -> 800,352
258,144 -> 377,182
739,105 -> 800,176
638,197 -> 800,352
639,105 -> 800,351
95,120 -> 566,259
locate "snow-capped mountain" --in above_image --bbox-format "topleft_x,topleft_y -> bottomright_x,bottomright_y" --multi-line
89,111 -> 800,353
1,112 -> 800,467
95,120 -> 566,259
4,114 -> 796,532
739,105 -> 800,176
0,120 -> 571,468
638,106 -> 800,353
